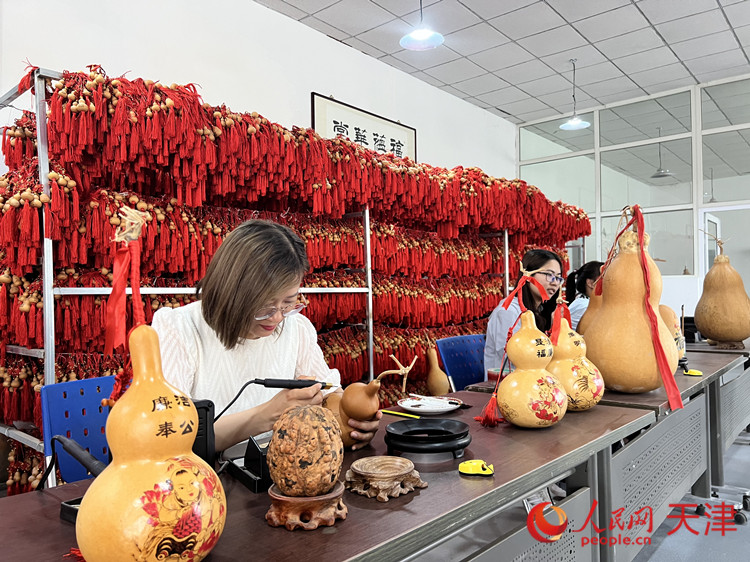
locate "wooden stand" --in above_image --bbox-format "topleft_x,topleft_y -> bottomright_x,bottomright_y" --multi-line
265,481 -> 347,530
345,456 -> 427,502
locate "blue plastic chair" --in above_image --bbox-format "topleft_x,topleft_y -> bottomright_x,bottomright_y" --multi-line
41,376 -> 114,483
435,334 -> 486,391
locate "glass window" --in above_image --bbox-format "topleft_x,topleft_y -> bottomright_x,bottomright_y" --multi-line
701,78 -> 750,129
520,154 -> 595,213
600,92 -> 691,147
702,130 -> 750,203
600,138 -> 692,211
519,112 -> 594,160
700,208 -> 750,283
601,210 -> 693,276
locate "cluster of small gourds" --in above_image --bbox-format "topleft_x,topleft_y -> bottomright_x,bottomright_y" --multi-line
5,441 -> 46,496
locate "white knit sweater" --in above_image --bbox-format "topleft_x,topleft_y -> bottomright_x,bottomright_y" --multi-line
151,301 -> 340,418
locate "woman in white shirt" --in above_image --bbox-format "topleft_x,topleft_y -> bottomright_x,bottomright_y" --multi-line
484,249 -> 564,372
565,261 -> 604,330
152,219 -> 380,452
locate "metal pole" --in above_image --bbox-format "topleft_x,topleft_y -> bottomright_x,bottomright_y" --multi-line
364,207 -> 374,382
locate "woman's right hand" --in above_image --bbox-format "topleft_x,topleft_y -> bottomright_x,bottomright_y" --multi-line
265,383 -> 324,424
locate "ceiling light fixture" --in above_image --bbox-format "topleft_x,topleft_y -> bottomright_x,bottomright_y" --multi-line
400,0 -> 444,51
650,127 -> 675,179
560,58 -> 590,131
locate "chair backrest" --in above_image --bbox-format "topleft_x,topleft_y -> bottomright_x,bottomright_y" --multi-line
435,334 -> 486,391
41,376 -> 115,483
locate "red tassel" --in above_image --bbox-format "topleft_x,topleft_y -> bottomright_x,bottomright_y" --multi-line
64,547 -> 87,561
550,301 -> 571,345
475,392 -> 504,427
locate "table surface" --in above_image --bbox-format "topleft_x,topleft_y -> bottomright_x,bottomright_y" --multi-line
686,340 -> 750,357
1,392 -> 655,562
467,351 -> 746,418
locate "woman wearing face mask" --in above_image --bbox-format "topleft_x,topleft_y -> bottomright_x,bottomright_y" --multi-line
152,219 -> 380,452
565,261 -> 604,331
483,249 -> 564,372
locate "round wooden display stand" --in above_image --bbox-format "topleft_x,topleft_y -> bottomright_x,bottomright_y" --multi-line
265,481 -> 347,531
345,456 -> 428,502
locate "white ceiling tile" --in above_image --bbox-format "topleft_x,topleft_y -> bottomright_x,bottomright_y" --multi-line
462,0 -> 539,20
536,88 -> 593,111
401,0 -> 482,36
495,59 -> 557,85
410,71 -> 445,88
629,63 -> 693,87
671,31 -> 741,61
719,0 -> 746,6
443,23 -> 510,56
343,37 -> 387,58
498,97 -> 551,115
518,74 -> 572,97
736,25 -> 750,47
595,27 -> 666,59
254,0 -> 308,19
637,0 -> 718,25
453,73 -> 509,96
641,76 -> 699,95
487,107 -> 518,121
488,3 -> 567,41
694,63 -> 750,84
655,10 -> 731,44
465,97 -> 492,109
541,45 -> 609,73
517,25 -> 587,58
476,86 -> 529,106
468,42 -> 534,72
544,0 -> 631,22
267,0 -> 339,14
515,108 -> 560,122
423,57 -> 487,83
358,20 -> 416,54
391,46 -> 461,70
371,0 -> 441,17
582,76 -> 639,97
299,16 -> 350,40
574,61 -> 625,86
573,4 -> 650,43
315,0 -> 395,35
378,54 -> 418,74
724,0 -> 750,27
684,49 -> 749,75
614,47 -> 680,75
439,84 -> 472,98
596,87 -> 648,106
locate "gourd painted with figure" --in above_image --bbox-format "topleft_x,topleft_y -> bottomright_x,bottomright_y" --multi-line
546,317 -> 604,411
694,240 -> 750,349
76,325 -> 226,562
583,230 -> 678,393
496,311 -> 567,427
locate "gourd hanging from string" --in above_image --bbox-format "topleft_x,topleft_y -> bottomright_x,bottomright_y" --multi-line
582,205 -> 681,407
76,207 -> 226,561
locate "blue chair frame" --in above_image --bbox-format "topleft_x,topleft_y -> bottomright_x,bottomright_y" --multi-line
435,334 -> 486,391
41,376 -> 114,483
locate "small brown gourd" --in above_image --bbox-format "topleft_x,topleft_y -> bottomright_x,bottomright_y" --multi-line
584,231 -> 678,393
694,241 -> 750,349
266,405 -> 344,497
659,304 -> 686,359
425,346 -> 450,396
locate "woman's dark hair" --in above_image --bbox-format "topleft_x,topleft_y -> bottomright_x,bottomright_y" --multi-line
518,249 -> 563,332
197,219 -> 310,349
565,261 -> 604,304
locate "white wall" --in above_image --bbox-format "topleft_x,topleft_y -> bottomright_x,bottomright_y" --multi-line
0,0 -> 515,178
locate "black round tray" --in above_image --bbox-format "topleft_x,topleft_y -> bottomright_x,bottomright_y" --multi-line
384,433 -> 472,458
385,418 -> 470,443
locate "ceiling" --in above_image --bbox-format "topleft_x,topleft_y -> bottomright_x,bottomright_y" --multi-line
253,0 -> 750,125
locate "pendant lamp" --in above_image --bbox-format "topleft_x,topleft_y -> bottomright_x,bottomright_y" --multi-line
400,0 -> 444,51
651,127 -> 674,179
560,59 -> 590,131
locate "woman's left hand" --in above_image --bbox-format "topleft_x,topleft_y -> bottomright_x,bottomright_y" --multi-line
347,411 -> 382,451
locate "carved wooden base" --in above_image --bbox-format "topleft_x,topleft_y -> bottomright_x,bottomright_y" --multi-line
716,341 -> 746,350
265,481 -> 347,531
345,456 -> 428,502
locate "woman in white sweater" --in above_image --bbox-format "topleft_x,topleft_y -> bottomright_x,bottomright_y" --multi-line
152,219 -> 380,452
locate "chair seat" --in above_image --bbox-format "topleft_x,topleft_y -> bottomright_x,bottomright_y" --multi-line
435,334 -> 486,391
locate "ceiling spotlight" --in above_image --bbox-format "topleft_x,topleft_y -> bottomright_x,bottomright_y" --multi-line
400,0 -> 444,51
651,127 -> 675,179
560,58 -> 590,131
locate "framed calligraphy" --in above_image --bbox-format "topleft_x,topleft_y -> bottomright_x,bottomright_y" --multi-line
311,92 -> 417,161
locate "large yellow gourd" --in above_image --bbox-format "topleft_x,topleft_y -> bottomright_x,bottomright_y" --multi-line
583,231 -> 678,393
76,325 -> 226,561
694,244 -> 750,348
496,311 -> 567,427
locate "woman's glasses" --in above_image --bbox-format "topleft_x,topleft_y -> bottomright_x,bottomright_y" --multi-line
534,271 -> 565,285
254,294 -> 308,321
